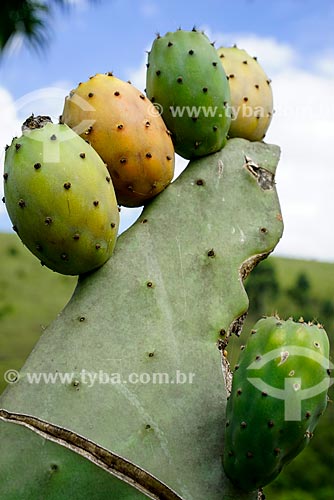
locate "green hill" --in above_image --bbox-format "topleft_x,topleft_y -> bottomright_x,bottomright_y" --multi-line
0,232 -> 77,394
0,232 -> 333,499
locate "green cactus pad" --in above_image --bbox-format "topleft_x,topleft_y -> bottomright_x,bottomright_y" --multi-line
223,316 -> 330,492
0,414 -> 181,500
0,139 -> 283,499
146,30 -> 231,159
3,117 -> 119,275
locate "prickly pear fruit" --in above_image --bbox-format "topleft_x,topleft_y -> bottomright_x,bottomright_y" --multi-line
223,316 -> 330,492
61,73 -> 175,207
146,29 -> 231,159
217,46 -> 273,141
3,115 -> 119,275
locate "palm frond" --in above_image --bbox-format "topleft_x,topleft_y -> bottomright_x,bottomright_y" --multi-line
0,0 -> 101,54
0,1 -> 49,52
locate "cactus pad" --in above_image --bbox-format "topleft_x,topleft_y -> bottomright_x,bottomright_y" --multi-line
0,139 -> 283,499
223,316 -> 330,491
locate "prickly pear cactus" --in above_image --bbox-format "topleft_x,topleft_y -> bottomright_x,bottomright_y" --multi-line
0,138 -> 283,500
217,46 -> 273,141
223,316 -> 330,492
3,116 -> 119,275
146,29 -> 231,159
0,412 -> 181,500
61,73 -> 175,207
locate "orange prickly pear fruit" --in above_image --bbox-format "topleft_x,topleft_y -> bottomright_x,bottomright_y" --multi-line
61,73 -> 175,207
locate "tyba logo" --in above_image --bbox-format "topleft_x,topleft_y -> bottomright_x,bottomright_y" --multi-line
247,346 -> 333,421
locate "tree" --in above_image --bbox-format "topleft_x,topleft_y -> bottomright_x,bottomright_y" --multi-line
245,259 -> 280,314
0,0 -> 98,53
287,271 -> 311,307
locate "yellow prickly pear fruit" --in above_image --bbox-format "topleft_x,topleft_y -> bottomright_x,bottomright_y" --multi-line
217,46 -> 274,141
61,73 -> 175,207
3,116 -> 119,276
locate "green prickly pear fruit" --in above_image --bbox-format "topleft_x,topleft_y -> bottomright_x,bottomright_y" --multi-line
61,73 -> 175,208
223,316 -> 331,492
146,29 -> 231,159
3,115 -> 119,275
217,46 -> 273,141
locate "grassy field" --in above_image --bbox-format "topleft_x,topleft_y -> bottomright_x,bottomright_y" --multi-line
0,231 -> 333,498
267,256 -> 334,319
274,256 -> 334,298
0,233 -> 76,394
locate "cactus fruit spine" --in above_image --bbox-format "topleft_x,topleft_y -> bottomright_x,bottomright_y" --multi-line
61,73 -> 175,207
146,29 -> 231,159
223,316 -> 330,492
3,116 -> 119,275
217,46 -> 273,141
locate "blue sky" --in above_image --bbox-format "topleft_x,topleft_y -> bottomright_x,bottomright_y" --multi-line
1,0 -> 334,260
1,0 -> 333,94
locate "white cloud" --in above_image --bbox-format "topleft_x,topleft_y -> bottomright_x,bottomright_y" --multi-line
0,88 -> 20,150
265,65 -> 334,261
128,57 -> 147,92
0,88 -> 21,218
218,33 -> 334,262
314,54 -> 334,78
206,29 -> 297,75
